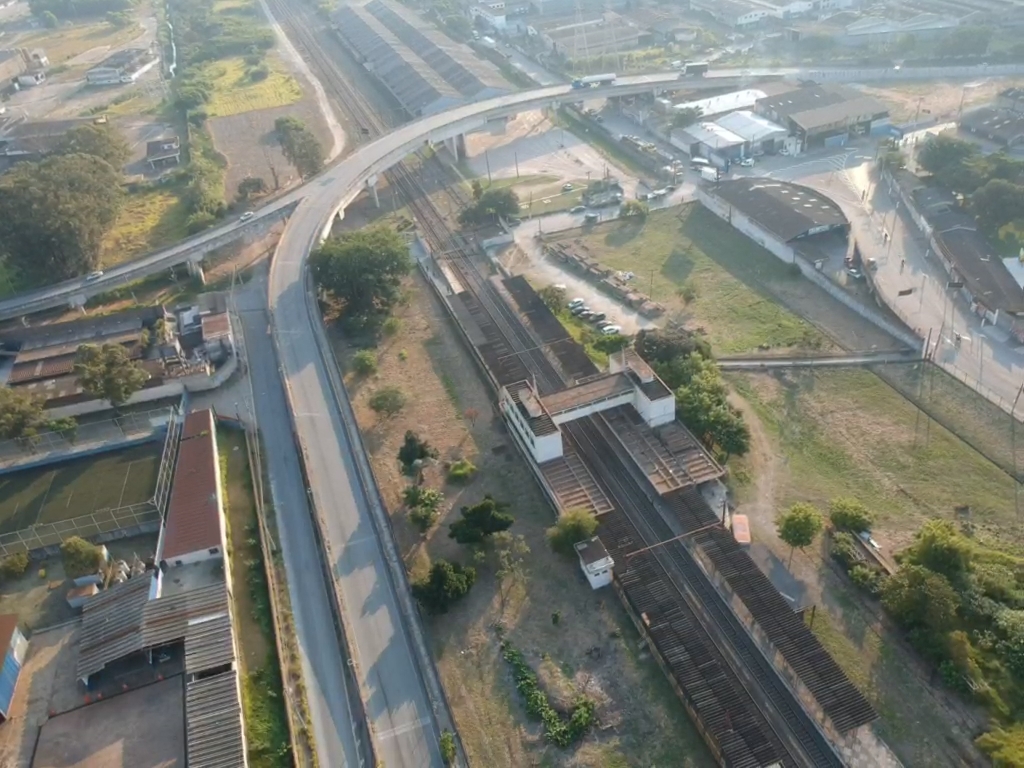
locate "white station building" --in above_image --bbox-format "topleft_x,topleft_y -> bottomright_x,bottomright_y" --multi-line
499,349 -> 675,464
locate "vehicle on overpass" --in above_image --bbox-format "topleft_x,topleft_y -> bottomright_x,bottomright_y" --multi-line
680,62 -> 709,77
572,73 -> 616,88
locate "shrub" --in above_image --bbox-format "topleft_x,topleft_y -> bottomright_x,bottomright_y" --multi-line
409,506 -> 438,533
412,559 -> 476,614
382,317 -> 402,336
447,459 -> 476,483
849,564 -> 885,596
828,497 -> 874,534
369,386 -> 406,419
398,431 -> 438,475
547,509 -> 598,556
0,552 -> 29,581
830,531 -> 860,570
352,350 -> 378,376
440,730 -> 457,765
247,63 -> 269,81
60,537 -> 103,579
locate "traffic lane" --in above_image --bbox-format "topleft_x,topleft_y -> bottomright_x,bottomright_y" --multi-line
273,275 -> 440,768
237,299 -> 364,768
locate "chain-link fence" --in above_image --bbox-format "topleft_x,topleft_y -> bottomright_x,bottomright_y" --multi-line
869,359 -> 1024,482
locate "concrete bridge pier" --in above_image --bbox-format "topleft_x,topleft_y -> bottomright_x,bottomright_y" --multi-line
366,174 -> 380,208
442,134 -> 467,161
187,258 -> 206,285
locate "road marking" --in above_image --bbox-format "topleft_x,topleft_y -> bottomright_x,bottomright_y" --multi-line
375,718 -> 431,741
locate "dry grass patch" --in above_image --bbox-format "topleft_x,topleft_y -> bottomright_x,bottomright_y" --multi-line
101,188 -> 189,266
22,22 -> 142,67
201,56 -> 303,118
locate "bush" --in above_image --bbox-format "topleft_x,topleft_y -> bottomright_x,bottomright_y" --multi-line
60,536 -> 103,579
830,531 -> 860,570
382,317 -> 402,336
828,497 -> 874,534
369,386 -> 406,419
409,506 -> 438,533
447,459 -> 476,483
412,559 -> 476,614
849,564 -> 885,596
247,63 -> 269,81
547,509 -> 598,556
0,552 -> 29,581
398,431 -> 438,475
352,350 -> 378,376
440,730 -> 457,766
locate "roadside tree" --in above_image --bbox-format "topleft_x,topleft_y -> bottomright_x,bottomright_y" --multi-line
537,284 -> 566,311
275,117 -> 323,178
459,188 -> 520,226
412,559 -> 476,614
74,343 -> 149,407
546,508 -> 597,556
310,226 -> 412,324
828,497 -> 874,534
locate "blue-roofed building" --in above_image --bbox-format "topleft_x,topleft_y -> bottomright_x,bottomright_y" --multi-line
0,615 -> 26,721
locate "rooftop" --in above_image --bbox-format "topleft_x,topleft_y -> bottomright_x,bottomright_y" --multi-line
507,380 -> 559,436
0,305 -> 164,353
186,670 -> 245,768
0,614 -> 18,651
146,136 -> 180,158
677,121 -> 746,149
933,211 -> 1024,313
715,110 -> 787,142
709,178 -> 848,242
92,47 -> 149,71
757,84 -> 888,133
961,107 -> 1024,144
574,535 -> 612,567
201,312 -> 231,341
540,372 -> 634,416
673,88 -> 766,117
163,410 -> 223,561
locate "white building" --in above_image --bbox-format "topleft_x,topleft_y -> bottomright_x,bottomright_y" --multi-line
714,110 -> 788,155
499,349 -> 675,464
470,0 -> 506,30
673,89 -> 767,120
575,537 -> 614,589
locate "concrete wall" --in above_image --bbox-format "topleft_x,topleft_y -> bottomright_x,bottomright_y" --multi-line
697,188 -> 797,263
635,388 -> 675,427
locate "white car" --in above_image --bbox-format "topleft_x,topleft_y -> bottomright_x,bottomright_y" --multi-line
568,297 -> 585,308
740,158 -> 755,167
601,324 -> 622,335
239,211 -> 255,222
85,270 -> 104,282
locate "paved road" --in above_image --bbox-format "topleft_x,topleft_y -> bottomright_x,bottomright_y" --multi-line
233,278 -> 365,768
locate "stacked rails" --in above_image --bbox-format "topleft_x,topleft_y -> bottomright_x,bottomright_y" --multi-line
600,508 -> 793,768
663,488 -> 879,733
501,275 -> 600,382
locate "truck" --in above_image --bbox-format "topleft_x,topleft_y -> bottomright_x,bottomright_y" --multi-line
679,61 -> 709,77
572,73 -> 616,89
700,166 -> 719,182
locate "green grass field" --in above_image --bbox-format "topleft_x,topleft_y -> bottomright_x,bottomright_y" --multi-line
102,188 -> 190,267
201,55 -> 303,118
0,444 -> 160,535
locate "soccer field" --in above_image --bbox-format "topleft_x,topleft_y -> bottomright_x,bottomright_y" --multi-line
0,444 -> 161,535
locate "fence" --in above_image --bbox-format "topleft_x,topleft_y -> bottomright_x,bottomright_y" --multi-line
0,501 -> 161,558
0,405 -> 178,473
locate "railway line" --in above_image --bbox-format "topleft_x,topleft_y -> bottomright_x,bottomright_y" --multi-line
270,6 -> 865,765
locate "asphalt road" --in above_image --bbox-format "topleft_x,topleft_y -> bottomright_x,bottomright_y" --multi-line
233,279 -> 365,768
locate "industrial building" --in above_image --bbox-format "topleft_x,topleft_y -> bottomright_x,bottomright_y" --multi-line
715,110 -> 789,155
754,83 -> 889,151
672,121 -> 747,164
333,0 -> 509,117
960,107 -> 1024,147
85,48 -> 154,85
699,178 -> 850,263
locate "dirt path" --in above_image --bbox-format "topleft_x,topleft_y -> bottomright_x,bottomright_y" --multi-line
728,390 -> 777,529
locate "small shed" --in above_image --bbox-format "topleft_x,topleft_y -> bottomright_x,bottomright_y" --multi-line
574,536 -> 614,590
0,615 -> 27,721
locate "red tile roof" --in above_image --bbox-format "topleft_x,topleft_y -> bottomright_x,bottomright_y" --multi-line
0,615 -> 19,652
163,411 -> 222,561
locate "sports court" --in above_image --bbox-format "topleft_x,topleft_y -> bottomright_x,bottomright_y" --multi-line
0,443 -> 161,535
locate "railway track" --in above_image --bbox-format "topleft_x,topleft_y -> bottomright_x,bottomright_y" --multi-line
270,8 -> 850,765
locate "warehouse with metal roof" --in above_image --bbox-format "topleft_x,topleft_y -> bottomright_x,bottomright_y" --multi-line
332,0 -> 509,117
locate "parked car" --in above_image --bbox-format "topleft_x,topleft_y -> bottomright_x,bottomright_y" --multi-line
584,213 -> 599,223
568,298 -> 585,308
85,270 -> 104,282
579,310 -> 594,320
239,211 -> 255,222
590,312 -> 607,323
571,304 -> 590,316
740,157 -> 755,167
846,267 -> 863,280
562,182 -> 574,192
596,320 -> 614,330
601,324 -> 622,335
570,205 -> 586,213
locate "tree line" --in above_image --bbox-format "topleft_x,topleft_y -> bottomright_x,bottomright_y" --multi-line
917,134 -> 1024,252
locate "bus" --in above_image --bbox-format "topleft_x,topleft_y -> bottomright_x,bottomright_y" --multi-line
679,61 -> 709,78
572,73 -> 617,89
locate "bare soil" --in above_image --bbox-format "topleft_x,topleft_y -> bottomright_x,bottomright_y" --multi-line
329,265 -> 713,767
857,79 -> 1023,123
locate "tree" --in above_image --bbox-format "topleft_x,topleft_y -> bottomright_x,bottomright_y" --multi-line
946,25 -> 993,57
275,117 -> 323,178
592,334 -> 630,354
237,176 -> 268,200
537,284 -> 567,312
0,552 -> 29,581
310,226 -> 412,322
882,564 -> 960,635
620,199 -> 648,219
405,486 -> 444,532
547,508 -> 598,556
494,531 -> 530,614
672,106 -> 703,130
977,724 -> 1024,767
918,134 -> 981,192
369,386 -> 406,419
471,179 -> 483,201
60,536 -> 104,579
398,430 -> 438,474
74,343 -> 149,406
0,388 -> 49,442
973,178 -> 1024,237
351,350 -> 378,376
879,148 -> 906,172
412,559 -> 476,614
106,9 -> 132,27
449,495 -> 514,544
458,188 -> 520,226
55,124 -> 130,169
828,497 -> 874,534
901,519 -> 973,582
439,730 -> 457,766
776,502 -> 823,565
0,154 -> 124,283
48,416 -> 78,443
634,325 -> 712,372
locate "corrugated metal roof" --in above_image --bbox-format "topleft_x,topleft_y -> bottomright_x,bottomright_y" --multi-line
185,612 -> 234,673
186,670 -> 246,768
0,615 -> 19,653
77,577 -> 230,680
200,313 -> 231,342
163,413 -> 223,561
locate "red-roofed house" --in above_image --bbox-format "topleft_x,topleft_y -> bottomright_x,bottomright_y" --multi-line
160,410 -> 226,567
